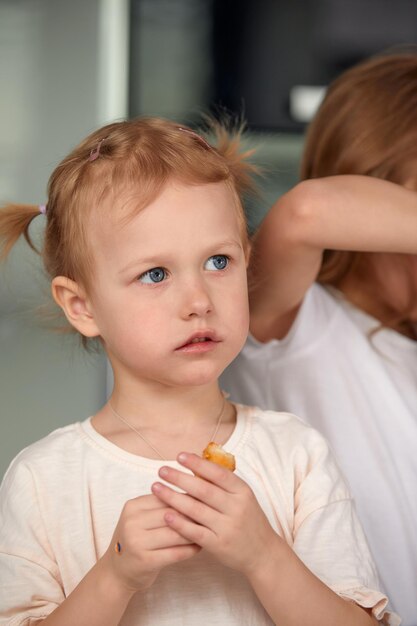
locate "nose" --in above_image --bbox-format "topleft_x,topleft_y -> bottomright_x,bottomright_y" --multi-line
180,277 -> 213,319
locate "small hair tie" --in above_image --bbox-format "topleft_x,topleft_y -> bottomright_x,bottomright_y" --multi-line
39,204 -> 47,215
89,138 -> 105,162
177,127 -> 212,151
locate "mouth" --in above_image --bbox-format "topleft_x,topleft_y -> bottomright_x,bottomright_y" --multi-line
176,331 -> 220,352
189,337 -> 211,344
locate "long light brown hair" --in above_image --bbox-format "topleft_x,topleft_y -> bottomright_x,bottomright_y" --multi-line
300,49 -> 417,336
301,51 -> 417,333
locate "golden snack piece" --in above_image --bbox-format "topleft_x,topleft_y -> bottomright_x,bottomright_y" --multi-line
202,442 -> 236,472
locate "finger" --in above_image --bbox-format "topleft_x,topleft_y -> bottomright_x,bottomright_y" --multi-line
137,494 -> 167,509
164,510 -> 214,548
145,526 -> 196,550
151,482 -> 218,530
177,452 -> 240,492
135,506 -> 187,530
150,543 -> 201,569
158,466 -> 228,513
122,493 -> 167,515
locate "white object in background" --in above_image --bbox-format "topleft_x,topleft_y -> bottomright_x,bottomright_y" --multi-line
98,0 -> 130,125
290,85 -> 327,123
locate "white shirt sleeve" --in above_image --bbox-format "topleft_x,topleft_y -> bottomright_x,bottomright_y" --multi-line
290,426 -> 400,625
0,458 -> 64,625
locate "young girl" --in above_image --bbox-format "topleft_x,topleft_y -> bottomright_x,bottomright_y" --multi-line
221,52 -> 417,625
0,117 -> 395,626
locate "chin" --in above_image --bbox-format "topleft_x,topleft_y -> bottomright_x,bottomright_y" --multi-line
180,373 -> 220,388
173,364 -> 225,388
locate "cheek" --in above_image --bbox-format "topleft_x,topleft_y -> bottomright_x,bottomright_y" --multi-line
227,277 -> 250,333
96,295 -> 166,350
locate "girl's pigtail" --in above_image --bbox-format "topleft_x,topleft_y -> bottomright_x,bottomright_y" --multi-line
0,203 -> 43,260
209,119 -> 261,198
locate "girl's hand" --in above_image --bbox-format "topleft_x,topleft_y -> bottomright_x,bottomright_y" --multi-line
103,493 -> 201,593
151,453 -> 281,577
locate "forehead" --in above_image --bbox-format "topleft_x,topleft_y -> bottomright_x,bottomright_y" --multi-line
88,180 -> 243,262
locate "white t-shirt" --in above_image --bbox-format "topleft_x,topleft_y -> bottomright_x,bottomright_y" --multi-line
0,404 -> 397,625
221,283 -> 417,626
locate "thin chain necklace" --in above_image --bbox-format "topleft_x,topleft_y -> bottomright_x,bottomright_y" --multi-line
108,394 -> 226,461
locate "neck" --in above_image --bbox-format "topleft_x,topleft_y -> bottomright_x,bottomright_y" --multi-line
338,279 -> 385,322
92,381 -> 235,461
108,381 -> 226,430
338,274 -> 417,339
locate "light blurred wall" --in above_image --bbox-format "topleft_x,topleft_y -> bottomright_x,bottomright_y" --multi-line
0,0 -> 129,479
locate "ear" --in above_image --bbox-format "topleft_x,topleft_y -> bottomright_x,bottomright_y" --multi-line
51,276 -> 100,338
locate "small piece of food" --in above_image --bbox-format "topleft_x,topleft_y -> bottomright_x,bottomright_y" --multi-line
202,442 -> 236,471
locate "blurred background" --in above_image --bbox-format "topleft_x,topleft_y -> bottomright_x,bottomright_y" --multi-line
1,0 -> 417,478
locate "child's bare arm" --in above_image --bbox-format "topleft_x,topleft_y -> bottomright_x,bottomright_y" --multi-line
249,175 -> 417,341
41,494 -> 199,625
247,544 -> 379,626
39,556 -> 135,626
152,453 -> 381,626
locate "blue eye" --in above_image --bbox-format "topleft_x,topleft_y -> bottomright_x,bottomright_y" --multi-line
205,255 -> 229,271
138,267 -> 166,284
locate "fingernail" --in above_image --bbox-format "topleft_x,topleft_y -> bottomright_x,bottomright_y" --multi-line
152,482 -> 162,492
177,452 -> 188,464
159,467 -> 169,477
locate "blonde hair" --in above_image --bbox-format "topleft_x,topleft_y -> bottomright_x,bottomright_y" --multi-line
300,51 -> 417,288
0,116 -> 258,343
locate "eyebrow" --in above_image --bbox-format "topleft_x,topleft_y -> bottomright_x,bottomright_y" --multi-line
118,239 -> 243,275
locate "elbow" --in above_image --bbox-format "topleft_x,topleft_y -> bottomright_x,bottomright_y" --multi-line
268,179 -> 328,246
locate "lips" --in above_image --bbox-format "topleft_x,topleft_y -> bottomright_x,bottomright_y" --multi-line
176,330 -> 220,350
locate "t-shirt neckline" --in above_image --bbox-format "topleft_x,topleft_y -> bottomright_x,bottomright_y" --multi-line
79,402 -> 249,470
